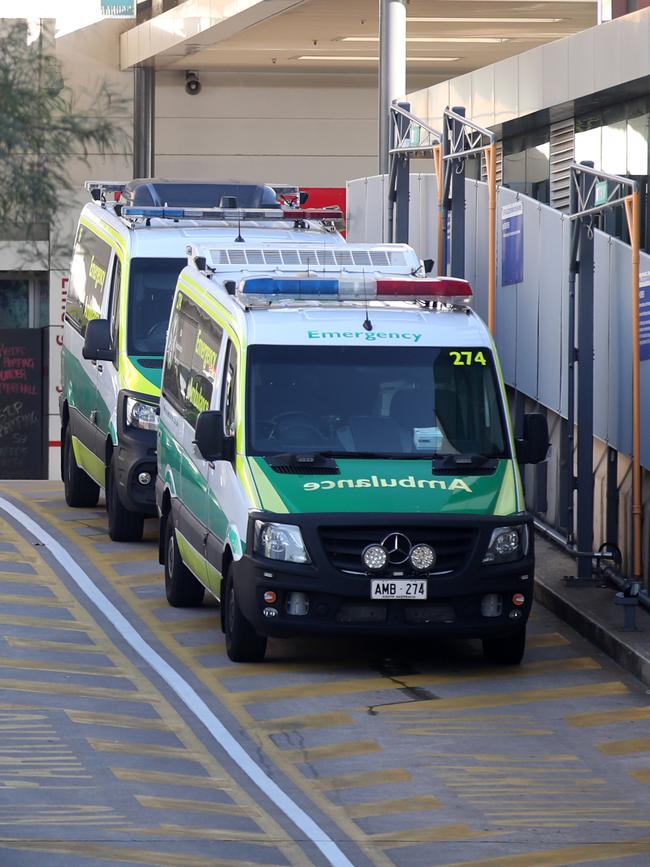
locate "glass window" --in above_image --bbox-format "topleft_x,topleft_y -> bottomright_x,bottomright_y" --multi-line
65,227 -> 112,335
0,279 -> 28,328
247,345 -> 508,458
109,257 -> 121,355
162,292 -> 223,428
223,343 -> 238,437
503,133 -> 550,204
126,258 -> 186,356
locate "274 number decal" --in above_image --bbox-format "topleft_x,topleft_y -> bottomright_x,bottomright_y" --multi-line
449,350 -> 487,366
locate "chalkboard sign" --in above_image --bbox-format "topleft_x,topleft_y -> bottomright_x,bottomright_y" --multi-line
0,329 -> 43,479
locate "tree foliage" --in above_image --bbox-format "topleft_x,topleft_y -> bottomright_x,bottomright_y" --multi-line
0,20 -> 130,241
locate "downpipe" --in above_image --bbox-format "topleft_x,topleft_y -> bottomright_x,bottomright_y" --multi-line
533,516 -> 650,614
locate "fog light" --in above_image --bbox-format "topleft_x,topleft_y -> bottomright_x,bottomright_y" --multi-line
512,593 -> 525,607
138,472 -> 151,485
264,590 -> 277,604
362,544 -> 388,572
481,593 -> 503,617
286,592 -> 309,616
409,543 -> 436,572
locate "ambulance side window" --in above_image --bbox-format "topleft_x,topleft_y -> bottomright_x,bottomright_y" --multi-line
109,257 -> 121,362
222,342 -> 238,437
65,226 -> 112,336
162,292 -> 198,418
185,310 -> 223,429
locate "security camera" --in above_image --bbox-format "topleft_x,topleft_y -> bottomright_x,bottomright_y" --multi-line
185,71 -> 201,96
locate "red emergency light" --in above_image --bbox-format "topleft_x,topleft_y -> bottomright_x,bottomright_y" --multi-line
281,208 -> 343,221
376,277 -> 473,299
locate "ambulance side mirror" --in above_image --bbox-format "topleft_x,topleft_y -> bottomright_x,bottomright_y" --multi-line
82,319 -> 115,362
516,413 -> 549,464
194,411 -> 232,462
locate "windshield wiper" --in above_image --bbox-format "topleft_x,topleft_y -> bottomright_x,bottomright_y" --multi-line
266,452 -> 339,471
432,453 -> 503,472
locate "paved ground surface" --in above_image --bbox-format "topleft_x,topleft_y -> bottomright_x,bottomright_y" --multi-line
1,482 -> 650,866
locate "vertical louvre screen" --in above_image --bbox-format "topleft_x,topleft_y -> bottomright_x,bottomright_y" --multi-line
480,142 -> 503,185
550,119 -> 575,213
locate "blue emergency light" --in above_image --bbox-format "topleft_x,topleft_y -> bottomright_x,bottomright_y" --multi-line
241,278 -> 339,295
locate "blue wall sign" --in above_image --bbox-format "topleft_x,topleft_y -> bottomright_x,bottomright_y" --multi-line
640,271 -> 650,362
501,201 -> 524,286
101,1 -> 136,17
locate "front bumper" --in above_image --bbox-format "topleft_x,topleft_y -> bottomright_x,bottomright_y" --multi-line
232,512 -> 534,638
114,391 -> 158,516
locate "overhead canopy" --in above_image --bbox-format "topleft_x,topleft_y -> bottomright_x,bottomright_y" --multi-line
121,0 -> 597,83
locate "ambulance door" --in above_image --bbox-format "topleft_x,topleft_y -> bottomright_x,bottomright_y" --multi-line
180,303 -> 223,585
95,252 -> 122,457
206,339 -> 241,596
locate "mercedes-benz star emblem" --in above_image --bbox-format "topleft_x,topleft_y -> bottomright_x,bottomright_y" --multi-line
381,532 -> 412,565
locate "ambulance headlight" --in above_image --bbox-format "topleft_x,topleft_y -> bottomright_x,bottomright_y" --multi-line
125,397 -> 159,432
254,521 -> 311,564
483,525 -> 528,564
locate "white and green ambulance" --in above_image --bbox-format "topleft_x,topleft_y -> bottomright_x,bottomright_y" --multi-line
156,213 -> 549,663
60,179 -> 283,541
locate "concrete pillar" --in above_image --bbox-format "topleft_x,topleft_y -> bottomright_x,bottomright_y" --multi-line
378,0 -> 406,175
133,66 -> 155,179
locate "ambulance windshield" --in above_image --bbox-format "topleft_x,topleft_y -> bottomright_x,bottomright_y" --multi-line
127,258 -> 187,356
248,345 -> 509,459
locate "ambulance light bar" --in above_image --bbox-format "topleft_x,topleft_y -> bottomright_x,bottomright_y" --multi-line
121,206 -> 343,222
239,276 -> 472,304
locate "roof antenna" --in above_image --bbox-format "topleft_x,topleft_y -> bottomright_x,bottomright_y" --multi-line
235,214 -> 244,243
362,268 -> 372,332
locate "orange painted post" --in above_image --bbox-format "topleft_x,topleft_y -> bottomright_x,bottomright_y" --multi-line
625,190 -> 642,581
433,143 -> 444,276
486,143 -> 497,334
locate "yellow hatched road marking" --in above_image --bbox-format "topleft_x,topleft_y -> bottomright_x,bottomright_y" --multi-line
345,795 -> 442,818
0,842 -> 286,867
0,678 -> 153,702
281,739 -> 382,763
631,768 -> 650,783
65,710 -> 170,730
111,767 -> 236,790
4,637 -> 107,654
527,632 -> 570,648
0,594 -> 64,607
0,614 -> 92,632
598,737 -> 650,755
0,656 -> 125,677
253,711 -> 355,733
370,823 -> 497,844
314,768 -> 412,791
373,681 -> 629,714
135,795 -> 246,816
88,739 -> 206,761
567,707 -> 650,727
127,824 -> 271,842
441,837 -> 650,866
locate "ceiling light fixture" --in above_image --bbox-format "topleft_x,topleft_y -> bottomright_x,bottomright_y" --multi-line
295,55 -> 459,62
407,17 -> 563,24
341,36 -> 506,44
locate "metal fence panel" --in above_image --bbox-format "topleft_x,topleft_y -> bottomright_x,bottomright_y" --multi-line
515,196 -> 541,399
538,205 -> 565,412
593,231 -> 611,443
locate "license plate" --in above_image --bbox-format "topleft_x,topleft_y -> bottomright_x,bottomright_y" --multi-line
371,579 -> 427,600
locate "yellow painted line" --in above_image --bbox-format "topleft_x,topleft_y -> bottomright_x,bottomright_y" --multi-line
345,795 -> 442,818
164,616 -> 220,633
88,739 -> 202,761
443,779 -> 606,788
567,706 -> 650,727
372,681 -> 629,714
253,711 -> 356,733
399,727 -> 553,736
185,642 -> 225,655
4,637 -> 107,654
281,739 -> 382,763
0,678 -> 153,702
526,632 -> 570,648
598,737 -> 650,755
423,752 -> 579,762
65,710 -> 169,731
369,823 -> 495,844
630,768 -> 650,783
0,614 -> 91,632
111,767 -> 236,790
0,842 -> 284,867
313,768 -> 412,791
135,795 -> 246,816
127,824 -> 269,842
0,656 -> 125,677
441,838 -> 650,867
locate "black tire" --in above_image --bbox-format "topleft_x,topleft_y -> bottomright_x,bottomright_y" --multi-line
483,629 -> 526,665
63,426 -> 100,508
164,515 -> 205,607
225,568 -> 267,662
107,457 -> 144,543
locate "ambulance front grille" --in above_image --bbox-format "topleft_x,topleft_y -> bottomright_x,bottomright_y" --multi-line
319,525 -> 477,574
210,249 -> 406,268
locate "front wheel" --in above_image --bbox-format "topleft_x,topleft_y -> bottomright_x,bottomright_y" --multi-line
225,569 -> 267,662
107,457 -> 144,542
483,629 -> 526,665
164,515 -> 204,607
63,427 -> 100,508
